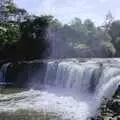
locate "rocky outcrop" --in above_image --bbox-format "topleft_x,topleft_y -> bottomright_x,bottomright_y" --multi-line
97,85 -> 120,120
2,61 -> 47,88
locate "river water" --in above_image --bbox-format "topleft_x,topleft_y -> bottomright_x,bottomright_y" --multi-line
0,58 -> 120,120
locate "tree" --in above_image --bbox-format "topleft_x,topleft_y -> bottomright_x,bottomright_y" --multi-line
104,11 -> 114,31
0,0 -> 28,22
17,15 -> 53,60
70,17 -> 83,32
101,41 -> 116,57
100,11 -> 114,32
0,0 -> 15,21
0,21 -> 20,44
109,20 -> 120,40
108,20 -> 120,56
83,19 -> 96,34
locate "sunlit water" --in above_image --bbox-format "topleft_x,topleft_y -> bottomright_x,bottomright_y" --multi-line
0,59 -> 120,120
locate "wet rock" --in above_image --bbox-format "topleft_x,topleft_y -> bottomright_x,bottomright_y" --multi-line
107,100 -> 120,114
113,85 -> 120,99
99,85 -> 120,120
5,61 -> 47,88
88,116 -> 104,120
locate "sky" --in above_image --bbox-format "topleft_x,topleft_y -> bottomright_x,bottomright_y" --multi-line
15,0 -> 119,25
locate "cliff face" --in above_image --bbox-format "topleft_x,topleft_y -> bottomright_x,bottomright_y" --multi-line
0,61 -> 47,88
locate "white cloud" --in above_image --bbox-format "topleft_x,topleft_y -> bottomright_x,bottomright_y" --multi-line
15,0 -> 118,25
15,0 -> 41,14
35,0 -> 94,23
99,0 -> 111,3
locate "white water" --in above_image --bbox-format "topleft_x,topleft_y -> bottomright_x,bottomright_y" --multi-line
0,59 -> 120,120
0,63 -> 11,84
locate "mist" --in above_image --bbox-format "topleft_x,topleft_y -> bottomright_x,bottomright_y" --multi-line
1,1 -> 120,120
46,17 -> 116,59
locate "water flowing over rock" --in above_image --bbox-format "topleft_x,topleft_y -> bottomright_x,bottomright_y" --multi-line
0,58 -> 120,120
0,63 -> 11,85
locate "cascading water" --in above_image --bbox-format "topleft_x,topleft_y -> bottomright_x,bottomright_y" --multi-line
0,59 -> 120,120
0,63 -> 11,85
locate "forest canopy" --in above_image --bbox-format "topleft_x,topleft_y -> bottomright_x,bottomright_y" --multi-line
0,0 -> 120,61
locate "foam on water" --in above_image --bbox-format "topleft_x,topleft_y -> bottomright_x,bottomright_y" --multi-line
0,89 -> 95,120
0,59 -> 120,120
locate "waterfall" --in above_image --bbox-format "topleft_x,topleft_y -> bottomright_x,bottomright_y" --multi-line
44,60 -> 106,94
0,59 -> 120,120
44,59 -> 120,97
42,59 -> 120,117
0,63 -> 11,85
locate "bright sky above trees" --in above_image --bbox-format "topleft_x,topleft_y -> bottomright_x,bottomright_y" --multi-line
15,0 -> 119,25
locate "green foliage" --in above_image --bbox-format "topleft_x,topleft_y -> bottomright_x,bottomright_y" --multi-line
6,2 -> 17,13
0,1 -> 120,59
83,19 -> 96,34
69,43 -> 89,49
70,18 -> 83,32
0,1 -> 53,60
0,22 -> 20,44
0,0 -> 28,22
109,20 -> 120,40
17,15 -> 53,59
101,41 -> 116,57
108,20 -> 120,56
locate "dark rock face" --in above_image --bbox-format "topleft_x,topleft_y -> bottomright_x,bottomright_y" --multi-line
113,85 -> 120,99
99,85 -> 120,120
107,100 -> 120,114
89,116 -> 104,120
5,61 -> 47,88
